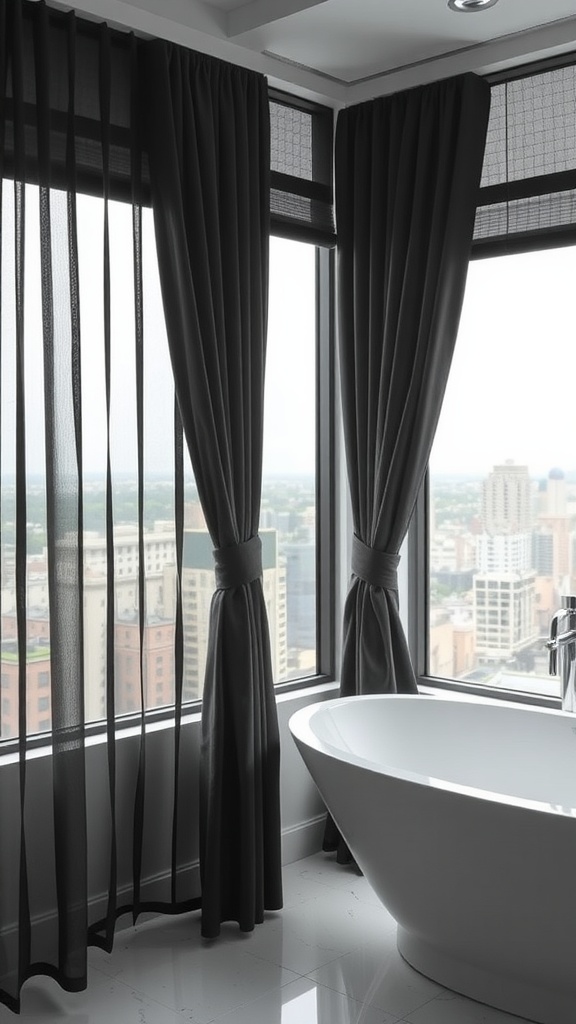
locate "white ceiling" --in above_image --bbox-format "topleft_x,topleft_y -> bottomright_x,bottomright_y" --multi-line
60,0 -> 576,105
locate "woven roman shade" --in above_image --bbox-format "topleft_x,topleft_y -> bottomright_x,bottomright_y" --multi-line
474,58 -> 576,254
1,2 -> 147,201
270,89 -> 335,246
2,10 -> 335,238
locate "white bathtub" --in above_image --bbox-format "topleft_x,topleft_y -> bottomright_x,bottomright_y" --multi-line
289,693 -> 576,1024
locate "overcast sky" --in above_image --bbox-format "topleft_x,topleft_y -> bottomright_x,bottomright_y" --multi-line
430,244 -> 576,480
3,185 -> 575,484
1,192 -> 316,481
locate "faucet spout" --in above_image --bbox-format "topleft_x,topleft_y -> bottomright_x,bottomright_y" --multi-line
547,610 -> 561,675
553,628 -> 576,646
547,597 -> 576,712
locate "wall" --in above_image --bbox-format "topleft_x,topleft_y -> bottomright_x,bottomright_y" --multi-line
0,681 -> 338,941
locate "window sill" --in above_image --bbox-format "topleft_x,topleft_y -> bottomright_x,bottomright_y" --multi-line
0,677 -> 340,766
418,675 -> 561,711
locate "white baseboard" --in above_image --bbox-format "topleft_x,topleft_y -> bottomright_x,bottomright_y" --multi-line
1,820 -> 326,973
281,813 -> 326,865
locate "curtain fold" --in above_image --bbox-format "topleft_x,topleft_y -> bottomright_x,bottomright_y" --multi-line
324,73 -> 491,860
141,41 -> 282,938
0,3 -> 203,1012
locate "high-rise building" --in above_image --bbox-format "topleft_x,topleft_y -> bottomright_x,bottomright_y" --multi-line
0,523 -> 177,726
115,614 -> 175,715
76,563 -> 171,722
0,639 -> 51,739
545,467 -> 567,516
482,460 -> 533,535
282,540 -> 315,670
81,522 -> 176,578
534,468 -> 572,582
474,462 -> 537,661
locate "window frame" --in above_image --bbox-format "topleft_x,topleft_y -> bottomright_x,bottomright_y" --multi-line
264,89 -> 337,694
270,243 -> 336,696
473,51 -> 576,260
0,111 -> 337,750
410,473 -> 563,710
411,242 -> 573,710
410,51 -> 576,710
411,223 -> 574,710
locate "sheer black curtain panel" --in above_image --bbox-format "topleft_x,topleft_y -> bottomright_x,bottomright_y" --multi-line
324,73 -> 491,860
141,40 -> 283,939
0,2 -> 200,1013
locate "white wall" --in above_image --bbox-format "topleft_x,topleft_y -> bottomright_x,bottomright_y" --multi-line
0,681 -> 339,941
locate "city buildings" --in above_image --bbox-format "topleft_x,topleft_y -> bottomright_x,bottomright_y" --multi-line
0,639 -> 51,738
429,461 -> 576,684
0,484 -> 314,736
473,462 -> 537,662
282,535 -> 316,674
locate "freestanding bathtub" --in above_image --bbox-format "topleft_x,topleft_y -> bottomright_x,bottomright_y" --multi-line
289,693 -> 576,1024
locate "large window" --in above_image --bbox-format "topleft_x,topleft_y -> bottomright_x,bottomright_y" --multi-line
181,236 -> 327,699
0,3 -> 335,745
416,53 -> 576,704
425,244 -> 576,700
0,185 -> 331,740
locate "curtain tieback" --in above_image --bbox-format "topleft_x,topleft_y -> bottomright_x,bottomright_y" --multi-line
213,535 -> 263,589
351,535 -> 399,590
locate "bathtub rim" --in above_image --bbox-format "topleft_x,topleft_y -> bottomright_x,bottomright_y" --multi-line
288,692 -> 576,819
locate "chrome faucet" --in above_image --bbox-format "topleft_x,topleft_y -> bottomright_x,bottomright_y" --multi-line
547,596 -> 576,712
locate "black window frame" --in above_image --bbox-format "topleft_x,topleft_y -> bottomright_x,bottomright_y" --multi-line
269,241 -> 336,696
256,87 -> 337,694
0,85 -> 336,749
411,51 -> 576,710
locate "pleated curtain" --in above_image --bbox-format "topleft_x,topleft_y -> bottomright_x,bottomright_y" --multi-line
325,74 -> 491,858
140,41 -> 282,938
0,1 -> 282,1012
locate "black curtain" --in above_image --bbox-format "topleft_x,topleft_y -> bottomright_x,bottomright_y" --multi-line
324,74 -> 490,858
141,42 -> 282,938
0,2 -> 204,1012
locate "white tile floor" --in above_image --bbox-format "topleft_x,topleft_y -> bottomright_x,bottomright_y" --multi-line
2,852 -> 535,1024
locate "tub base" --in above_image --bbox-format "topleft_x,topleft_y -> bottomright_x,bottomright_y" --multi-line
397,926 -> 574,1024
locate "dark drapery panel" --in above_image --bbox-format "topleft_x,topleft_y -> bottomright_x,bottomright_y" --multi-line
141,41 -> 282,937
0,2 -> 201,1012
324,74 -> 490,858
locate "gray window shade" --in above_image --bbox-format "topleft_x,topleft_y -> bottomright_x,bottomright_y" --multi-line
1,4 -> 146,202
271,102 -> 313,179
475,189 -> 576,240
473,59 -> 576,252
270,91 -> 335,247
2,14 -> 335,240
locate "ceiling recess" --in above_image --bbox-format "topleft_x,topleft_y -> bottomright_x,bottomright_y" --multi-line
448,0 -> 500,11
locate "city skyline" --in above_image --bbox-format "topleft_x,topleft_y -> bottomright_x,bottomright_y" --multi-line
429,458 -> 573,698
0,476 -> 317,738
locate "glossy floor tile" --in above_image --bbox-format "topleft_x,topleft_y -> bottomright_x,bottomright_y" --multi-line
1,852 -> 536,1024
308,943 -> 445,1018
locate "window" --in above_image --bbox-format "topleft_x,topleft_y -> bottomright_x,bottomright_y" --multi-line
0,75 -> 334,742
425,244 -> 576,701
2,229 -> 333,738
180,235 -> 334,697
415,56 -> 576,705
262,237 -> 318,683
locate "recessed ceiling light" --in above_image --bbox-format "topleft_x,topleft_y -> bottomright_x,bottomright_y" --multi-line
448,0 -> 500,11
